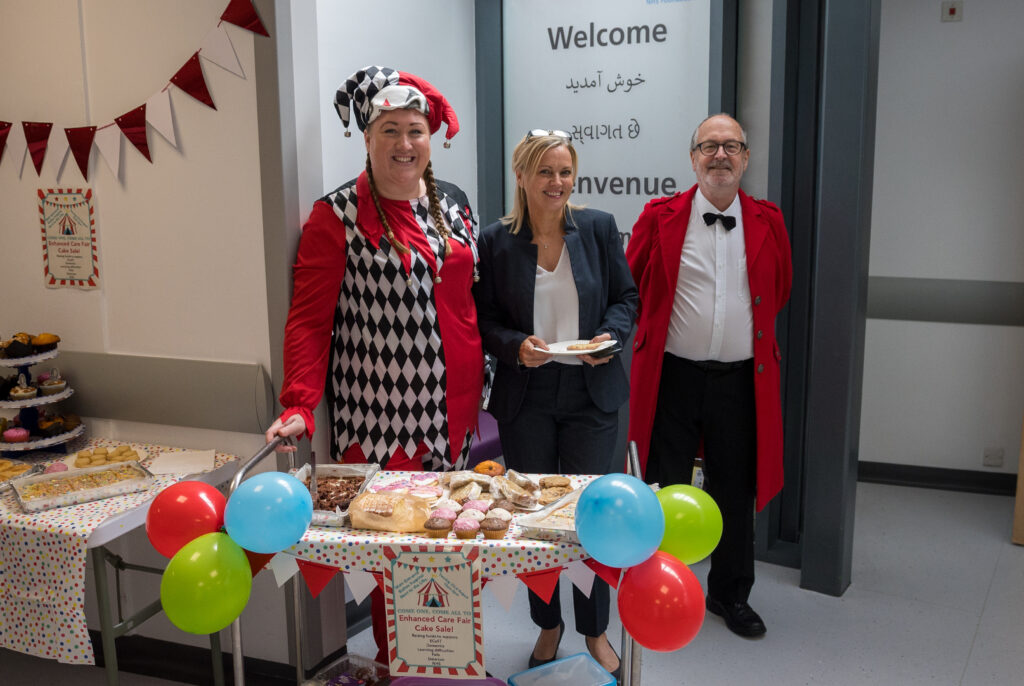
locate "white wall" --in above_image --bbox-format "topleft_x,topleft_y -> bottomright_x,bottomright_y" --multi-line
860,0 -> 1024,472
314,0 -> 478,208
0,0 -> 281,660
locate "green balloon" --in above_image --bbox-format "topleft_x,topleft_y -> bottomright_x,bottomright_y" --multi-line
656,484 -> 723,565
160,532 -> 252,635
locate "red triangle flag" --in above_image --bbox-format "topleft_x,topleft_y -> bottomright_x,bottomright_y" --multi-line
220,0 -> 269,37
22,121 -> 53,176
171,52 -> 217,110
0,121 -> 11,166
115,105 -> 152,162
64,126 -> 97,180
243,549 -> 275,577
582,558 -> 623,589
517,567 -> 563,604
372,571 -> 385,595
296,559 -> 341,598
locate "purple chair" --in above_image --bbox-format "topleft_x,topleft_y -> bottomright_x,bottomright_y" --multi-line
467,410 -> 502,468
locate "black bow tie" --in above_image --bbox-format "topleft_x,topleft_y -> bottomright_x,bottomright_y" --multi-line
703,212 -> 736,230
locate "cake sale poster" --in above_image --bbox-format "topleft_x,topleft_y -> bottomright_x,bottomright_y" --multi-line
39,189 -> 98,289
383,544 -> 487,679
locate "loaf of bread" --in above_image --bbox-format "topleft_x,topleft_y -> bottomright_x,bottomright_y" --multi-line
347,492 -> 431,533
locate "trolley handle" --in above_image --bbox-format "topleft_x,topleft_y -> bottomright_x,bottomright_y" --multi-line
228,435 -> 289,495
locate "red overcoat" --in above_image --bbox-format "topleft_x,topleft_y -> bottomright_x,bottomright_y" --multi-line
625,185 -> 793,511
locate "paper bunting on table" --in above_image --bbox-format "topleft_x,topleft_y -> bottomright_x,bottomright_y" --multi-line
64,126 -> 97,180
267,552 -> 300,587
296,559 -> 341,598
345,569 -> 379,605
22,121 -> 53,176
94,124 -> 122,178
243,549 -> 276,577
516,567 -> 562,604
221,0 -> 269,37
564,559 -> 596,599
372,570 -> 386,595
201,24 -> 244,78
485,573 -> 519,611
582,558 -> 622,589
146,90 -> 177,148
171,52 -> 217,110
0,121 -> 11,165
115,105 -> 152,162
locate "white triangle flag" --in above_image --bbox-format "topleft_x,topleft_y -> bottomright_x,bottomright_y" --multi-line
49,134 -> 71,180
146,90 -> 178,148
345,569 -> 378,606
200,24 -> 244,78
94,125 -> 122,178
7,127 -> 28,178
268,553 -> 300,587
564,560 -> 596,599
485,574 -> 520,611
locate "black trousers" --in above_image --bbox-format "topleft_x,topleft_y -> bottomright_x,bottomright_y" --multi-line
645,353 -> 757,603
498,364 -> 617,636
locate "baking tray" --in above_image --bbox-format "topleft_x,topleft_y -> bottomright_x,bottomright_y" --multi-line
516,486 -> 584,544
12,461 -> 155,513
0,458 -> 44,492
295,462 -> 378,527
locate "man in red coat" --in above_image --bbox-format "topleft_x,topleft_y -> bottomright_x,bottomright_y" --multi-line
626,114 -> 792,637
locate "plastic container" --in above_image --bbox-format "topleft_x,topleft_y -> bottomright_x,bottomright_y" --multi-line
391,677 -> 507,685
301,653 -> 389,685
507,652 -> 615,686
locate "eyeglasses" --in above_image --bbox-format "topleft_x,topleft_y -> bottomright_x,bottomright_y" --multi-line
693,139 -> 747,156
526,129 -> 572,143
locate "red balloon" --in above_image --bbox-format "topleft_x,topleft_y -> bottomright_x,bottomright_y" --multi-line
617,551 -> 705,652
146,481 -> 226,558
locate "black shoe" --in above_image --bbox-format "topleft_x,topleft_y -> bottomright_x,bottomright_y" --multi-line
585,634 -> 621,681
528,619 -> 565,668
705,597 -> 766,638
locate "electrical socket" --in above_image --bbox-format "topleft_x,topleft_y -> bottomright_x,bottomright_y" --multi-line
982,447 -> 1004,468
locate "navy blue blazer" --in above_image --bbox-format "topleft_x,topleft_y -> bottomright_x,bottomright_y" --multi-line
474,207 -> 638,422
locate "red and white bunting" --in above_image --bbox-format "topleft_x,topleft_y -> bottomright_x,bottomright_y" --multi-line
1,0 -> 268,182
564,559 -> 596,598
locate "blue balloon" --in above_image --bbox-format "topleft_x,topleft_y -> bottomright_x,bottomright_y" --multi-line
224,472 -> 313,554
576,473 -> 665,569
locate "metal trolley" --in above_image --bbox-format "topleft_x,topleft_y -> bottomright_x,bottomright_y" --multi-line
225,437 -> 646,685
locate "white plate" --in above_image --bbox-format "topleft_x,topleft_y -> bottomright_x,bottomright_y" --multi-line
543,339 -> 617,357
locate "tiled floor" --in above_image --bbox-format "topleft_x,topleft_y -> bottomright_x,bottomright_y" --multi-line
4,482 -> 1022,685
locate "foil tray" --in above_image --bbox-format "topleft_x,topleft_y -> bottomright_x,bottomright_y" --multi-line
295,462 -> 379,527
12,461 -> 155,513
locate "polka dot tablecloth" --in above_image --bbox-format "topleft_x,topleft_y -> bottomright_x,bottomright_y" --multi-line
287,473 -> 595,580
0,438 -> 236,665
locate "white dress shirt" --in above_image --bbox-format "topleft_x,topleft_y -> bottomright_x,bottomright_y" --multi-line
664,190 -> 753,362
533,243 -> 582,366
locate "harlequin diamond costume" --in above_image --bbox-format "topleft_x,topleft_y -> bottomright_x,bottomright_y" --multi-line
277,66 -> 484,472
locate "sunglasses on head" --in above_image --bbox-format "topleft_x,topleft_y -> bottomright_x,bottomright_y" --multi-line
526,129 -> 572,143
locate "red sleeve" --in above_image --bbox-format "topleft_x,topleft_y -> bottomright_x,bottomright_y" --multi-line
278,201 -> 347,438
626,200 -> 660,316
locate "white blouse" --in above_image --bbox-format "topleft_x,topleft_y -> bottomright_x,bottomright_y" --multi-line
533,243 -> 582,366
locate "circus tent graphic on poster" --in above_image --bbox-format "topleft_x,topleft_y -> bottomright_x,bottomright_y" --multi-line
417,578 -> 449,608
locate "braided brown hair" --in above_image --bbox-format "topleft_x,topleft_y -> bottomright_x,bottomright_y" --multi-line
422,161 -> 453,257
365,154 -> 411,255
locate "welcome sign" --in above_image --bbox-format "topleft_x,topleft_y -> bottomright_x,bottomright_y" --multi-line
503,0 -> 710,246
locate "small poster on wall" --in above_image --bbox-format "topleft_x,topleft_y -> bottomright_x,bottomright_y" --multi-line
38,188 -> 99,289
383,543 -> 486,679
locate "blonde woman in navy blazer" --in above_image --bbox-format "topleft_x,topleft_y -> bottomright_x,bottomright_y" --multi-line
473,130 -> 637,677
